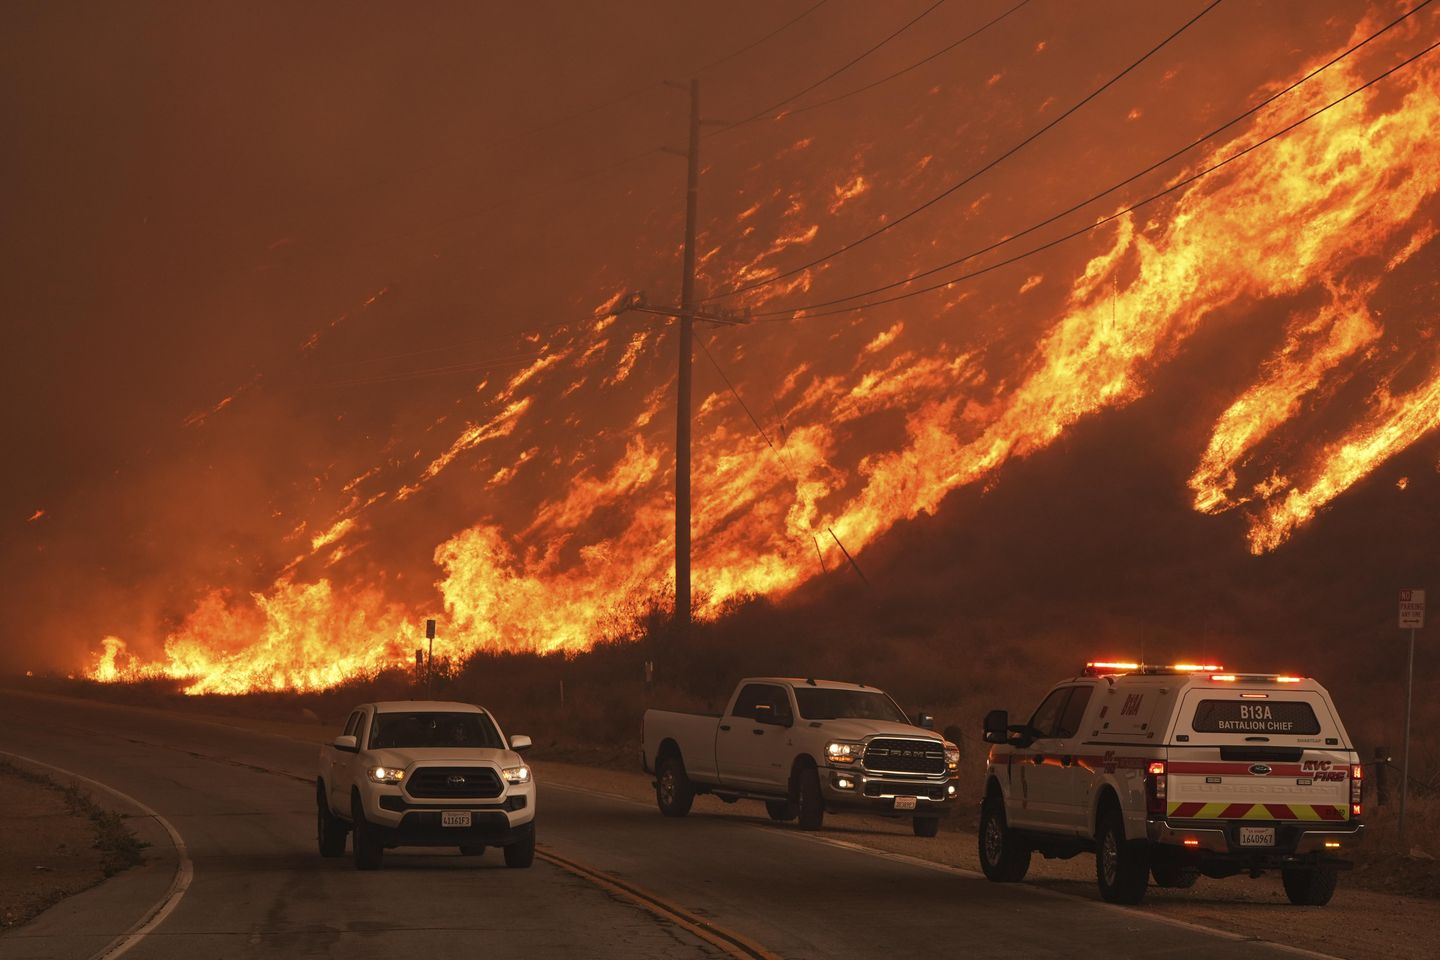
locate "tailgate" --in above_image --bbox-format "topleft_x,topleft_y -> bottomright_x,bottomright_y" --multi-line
1165,687 -> 1353,822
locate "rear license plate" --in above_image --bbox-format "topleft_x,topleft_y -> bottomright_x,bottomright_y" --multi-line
1239,826 -> 1275,847
894,796 -> 918,811
441,810 -> 472,828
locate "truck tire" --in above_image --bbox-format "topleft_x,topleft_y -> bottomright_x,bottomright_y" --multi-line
459,845 -> 485,857
1281,865 -> 1338,906
912,817 -> 940,838
978,797 -> 1030,882
655,754 -> 695,817
1095,809 -> 1148,904
796,766 -> 824,831
765,799 -> 797,822
1151,862 -> 1199,889
316,785 -> 347,858
504,824 -> 535,869
351,797 -> 384,871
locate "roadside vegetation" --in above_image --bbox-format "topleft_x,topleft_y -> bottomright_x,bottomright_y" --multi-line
0,760 -> 144,929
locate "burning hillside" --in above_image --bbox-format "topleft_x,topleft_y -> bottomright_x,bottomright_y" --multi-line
10,3 -> 1439,695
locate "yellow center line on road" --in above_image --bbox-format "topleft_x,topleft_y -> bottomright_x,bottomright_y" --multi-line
534,846 -> 783,960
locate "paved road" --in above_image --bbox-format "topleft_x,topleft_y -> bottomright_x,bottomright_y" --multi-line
0,692 -> 1321,960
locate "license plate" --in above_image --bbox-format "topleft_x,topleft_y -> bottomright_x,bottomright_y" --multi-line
1239,826 -> 1275,847
893,796 -> 918,811
441,810 -> 472,828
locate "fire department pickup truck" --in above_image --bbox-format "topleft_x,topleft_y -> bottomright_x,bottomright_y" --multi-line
979,663 -> 1363,905
315,701 -> 536,870
642,678 -> 960,835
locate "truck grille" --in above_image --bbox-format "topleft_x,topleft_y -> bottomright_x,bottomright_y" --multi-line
862,738 -> 946,775
405,766 -> 503,799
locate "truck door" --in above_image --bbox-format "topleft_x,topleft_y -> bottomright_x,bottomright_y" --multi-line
716,682 -> 790,791
1008,686 -> 1072,829
328,709 -> 363,810
1049,684 -> 1097,834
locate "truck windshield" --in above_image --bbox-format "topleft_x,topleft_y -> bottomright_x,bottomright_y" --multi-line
794,689 -> 907,722
368,711 -> 504,749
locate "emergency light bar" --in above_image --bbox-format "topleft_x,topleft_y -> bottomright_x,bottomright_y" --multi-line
1082,661 -> 1223,676
1081,661 -> 1310,682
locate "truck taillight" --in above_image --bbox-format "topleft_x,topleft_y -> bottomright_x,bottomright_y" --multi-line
1350,763 -> 1363,815
1146,761 -> 1166,816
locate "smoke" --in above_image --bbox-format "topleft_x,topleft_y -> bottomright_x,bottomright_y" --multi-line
4,1 -> 1439,693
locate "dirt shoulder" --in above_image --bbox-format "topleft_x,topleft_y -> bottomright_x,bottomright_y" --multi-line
533,759 -> 1440,960
0,761 -> 144,930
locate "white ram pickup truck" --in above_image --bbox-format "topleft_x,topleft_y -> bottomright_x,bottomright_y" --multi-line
979,663 -> 1363,905
316,700 -> 536,870
642,677 -> 960,835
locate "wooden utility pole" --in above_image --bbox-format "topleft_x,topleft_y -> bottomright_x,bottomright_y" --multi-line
675,78 -> 700,633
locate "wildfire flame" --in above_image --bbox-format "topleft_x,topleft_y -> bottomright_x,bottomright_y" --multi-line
87,13 -> 1440,693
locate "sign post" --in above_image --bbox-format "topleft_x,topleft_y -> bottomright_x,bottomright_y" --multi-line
425,618 -> 437,698
1398,590 -> 1424,840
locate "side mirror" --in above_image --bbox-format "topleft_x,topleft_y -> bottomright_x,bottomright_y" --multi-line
332,735 -> 358,753
510,734 -> 532,752
914,712 -> 935,730
982,710 -> 1009,744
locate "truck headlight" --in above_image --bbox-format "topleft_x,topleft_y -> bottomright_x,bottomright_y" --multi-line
502,765 -> 531,784
825,740 -> 865,765
944,741 -> 960,772
368,766 -> 405,784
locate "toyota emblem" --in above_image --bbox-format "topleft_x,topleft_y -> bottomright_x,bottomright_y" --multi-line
447,774 -> 466,785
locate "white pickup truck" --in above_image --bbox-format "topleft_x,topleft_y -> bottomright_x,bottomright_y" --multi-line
642,677 -> 960,835
979,663 -> 1364,905
316,700 -> 536,870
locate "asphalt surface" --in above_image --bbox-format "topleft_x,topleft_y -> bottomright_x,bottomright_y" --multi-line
0,692 -> 1326,960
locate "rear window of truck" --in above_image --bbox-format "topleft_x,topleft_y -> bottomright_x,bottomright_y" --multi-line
1190,699 -> 1320,735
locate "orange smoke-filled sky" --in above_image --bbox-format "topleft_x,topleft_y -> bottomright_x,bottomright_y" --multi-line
3,0 -> 1439,690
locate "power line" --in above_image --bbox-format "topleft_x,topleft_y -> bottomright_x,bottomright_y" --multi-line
714,0 -> 951,133
748,0 -> 1436,318
754,32 -> 1440,323
697,0 -> 832,74
702,0 -> 1226,302
267,3 -> 839,243
779,0 -> 1034,119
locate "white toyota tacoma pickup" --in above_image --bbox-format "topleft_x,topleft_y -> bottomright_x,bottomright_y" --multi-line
979,663 -> 1363,905
316,700 -> 536,870
642,677 -> 960,835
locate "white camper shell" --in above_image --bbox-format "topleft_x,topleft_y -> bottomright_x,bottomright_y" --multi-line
979,663 -> 1364,906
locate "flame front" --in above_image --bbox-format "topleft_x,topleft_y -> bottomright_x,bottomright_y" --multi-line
87,12 -> 1440,692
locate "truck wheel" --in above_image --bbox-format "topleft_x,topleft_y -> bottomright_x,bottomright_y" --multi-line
1281,865 -> 1338,906
765,799 -> 797,822
459,844 -> 485,857
796,766 -> 824,831
351,798 -> 383,871
655,755 -> 695,817
1151,862 -> 1199,889
912,817 -> 940,838
316,786 -> 347,858
504,824 -> 535,869
978,797 -> 1031,882
1095,810 -> 1148,904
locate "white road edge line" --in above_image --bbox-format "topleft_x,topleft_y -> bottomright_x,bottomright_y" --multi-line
542,780 -> 1343,960
0,751 -> 193,960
